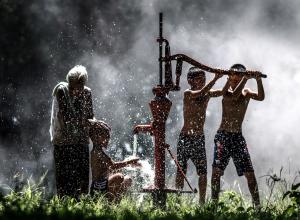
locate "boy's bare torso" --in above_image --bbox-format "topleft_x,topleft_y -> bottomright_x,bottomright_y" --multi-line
181,91 -> 209,136
219,90 -> 250,132
91,148 -> 113,182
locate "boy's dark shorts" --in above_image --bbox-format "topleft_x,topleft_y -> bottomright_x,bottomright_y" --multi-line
90,178 -> 108,195
177,133 -> 207,175
212,130 -> 254,176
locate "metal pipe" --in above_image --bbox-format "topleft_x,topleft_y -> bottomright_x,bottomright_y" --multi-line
170,54 -> 267,78
158,12 -> 163,85
165,144 -> 197,193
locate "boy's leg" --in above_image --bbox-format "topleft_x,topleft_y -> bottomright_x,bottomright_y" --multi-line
211,167 -> 223,202
108,173 -> 124,190
244,172 -> 260,207
120,176 -> 132,193
231,133 -> 260,207
190,135 -> 207,204
108,173 -> 127,201
199,174 -> 207,204
211,131 -> 230,203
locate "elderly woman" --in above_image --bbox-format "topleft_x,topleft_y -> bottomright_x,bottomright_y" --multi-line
50,65 -> 94,198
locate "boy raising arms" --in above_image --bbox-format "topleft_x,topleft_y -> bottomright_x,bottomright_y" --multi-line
89,119 -> 140,202
175,67 -> 229,204
211,64 -> 265,207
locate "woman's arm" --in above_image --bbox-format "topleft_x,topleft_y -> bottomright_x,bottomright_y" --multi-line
86,89 -> 94,119
56,87 -> 72,123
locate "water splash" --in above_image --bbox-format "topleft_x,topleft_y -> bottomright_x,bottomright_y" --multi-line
124,135 -> 154,190
132,134 -> 138,157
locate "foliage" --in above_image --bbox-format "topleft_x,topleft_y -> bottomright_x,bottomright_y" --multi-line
0,177 -> 300,220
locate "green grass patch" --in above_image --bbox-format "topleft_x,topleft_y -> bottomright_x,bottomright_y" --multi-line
0,172 -> 300,220
0,186 -> 300,220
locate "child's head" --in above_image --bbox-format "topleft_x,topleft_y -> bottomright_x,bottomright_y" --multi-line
229,64 -> 246,88
187,67 -> 206,88
89,119 -> 111,148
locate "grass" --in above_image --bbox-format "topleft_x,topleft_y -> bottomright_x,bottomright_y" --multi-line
0,171 -> 299,219
0,185 -> 299,219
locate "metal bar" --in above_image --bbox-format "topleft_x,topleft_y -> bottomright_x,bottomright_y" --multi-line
165,145 -> 197,193
170,54 -> 267,78
140,188 -> 195,193
159,12 -> 163,85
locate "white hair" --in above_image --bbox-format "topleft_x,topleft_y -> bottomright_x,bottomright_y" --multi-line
66,65 -> 88,85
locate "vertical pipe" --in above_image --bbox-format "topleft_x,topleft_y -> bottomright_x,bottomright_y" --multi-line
159,12 -> 163,85
153,123 -> 165,189
149,91 -> 171,207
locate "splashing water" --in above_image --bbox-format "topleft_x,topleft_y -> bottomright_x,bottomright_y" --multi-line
132,134 -> 138,157
124,135 -> 154,191
124,157 -> 154,206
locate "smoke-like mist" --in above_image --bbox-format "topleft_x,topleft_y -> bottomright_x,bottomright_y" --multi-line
1,0 -> 300,198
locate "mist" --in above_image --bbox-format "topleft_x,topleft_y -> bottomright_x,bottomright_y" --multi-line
1,0 -> 300,197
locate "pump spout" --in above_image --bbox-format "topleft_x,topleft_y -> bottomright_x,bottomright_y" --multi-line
133,124 -> 153,135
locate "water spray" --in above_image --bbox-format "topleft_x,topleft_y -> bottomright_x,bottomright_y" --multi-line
132,134 -> 138,157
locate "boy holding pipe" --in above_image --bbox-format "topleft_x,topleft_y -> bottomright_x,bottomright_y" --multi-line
211,64 -> 265,207
175,67 -> 229,204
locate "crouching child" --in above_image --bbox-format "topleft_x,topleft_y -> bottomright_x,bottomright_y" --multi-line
89,119 -> 140,201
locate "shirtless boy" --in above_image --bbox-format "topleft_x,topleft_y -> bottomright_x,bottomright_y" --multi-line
211,64 -> 265,207
89,119 -> 140,201
175,67 -> 229,203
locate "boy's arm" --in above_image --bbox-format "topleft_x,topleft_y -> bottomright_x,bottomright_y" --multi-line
209,78 -> 231,97
232,77 -> 248,98
93,147 -> 139,172
110,158 -> 139,171
243,77 -> 265,101
186,74 -> 223,98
